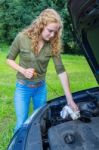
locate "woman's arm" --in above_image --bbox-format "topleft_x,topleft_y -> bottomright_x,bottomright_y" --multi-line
6,59 -> 35,79
58,71 -> 79,111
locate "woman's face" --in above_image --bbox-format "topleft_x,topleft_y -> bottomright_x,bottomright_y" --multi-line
41,23 -> 60,41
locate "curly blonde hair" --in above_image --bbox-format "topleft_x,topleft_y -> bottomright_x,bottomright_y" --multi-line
23,8 -> 63,55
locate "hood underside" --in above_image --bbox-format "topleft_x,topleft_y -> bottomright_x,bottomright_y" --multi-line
67,0 -> 99,83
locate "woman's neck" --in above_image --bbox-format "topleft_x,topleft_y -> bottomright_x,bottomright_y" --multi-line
38,37 -> 45,52
38,38 -> 45,52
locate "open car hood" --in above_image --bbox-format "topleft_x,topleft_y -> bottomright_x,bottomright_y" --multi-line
67,0 -> 99,83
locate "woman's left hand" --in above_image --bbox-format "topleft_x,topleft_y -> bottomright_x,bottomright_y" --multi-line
68,100 -> 79,112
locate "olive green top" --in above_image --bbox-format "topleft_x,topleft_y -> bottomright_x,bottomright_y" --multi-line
7,33 -> 65,82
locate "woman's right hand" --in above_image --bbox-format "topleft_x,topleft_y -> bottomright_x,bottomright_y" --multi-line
6,59 -> 37,79
23,68 -> 35,79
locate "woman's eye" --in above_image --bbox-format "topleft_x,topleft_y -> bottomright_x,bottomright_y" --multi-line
48,30 -> 52,33
47,29 -> 54,33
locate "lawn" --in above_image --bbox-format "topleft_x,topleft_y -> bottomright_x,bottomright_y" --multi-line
0,47 -> 98,150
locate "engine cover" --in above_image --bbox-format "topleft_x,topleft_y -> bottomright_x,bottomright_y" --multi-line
48,117 -> 99,150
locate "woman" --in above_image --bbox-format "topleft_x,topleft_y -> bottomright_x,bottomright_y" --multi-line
7,8 -> 78,132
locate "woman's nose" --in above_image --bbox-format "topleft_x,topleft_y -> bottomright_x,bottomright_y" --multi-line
50,32 -> 54,38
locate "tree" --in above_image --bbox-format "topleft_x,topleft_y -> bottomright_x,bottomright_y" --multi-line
0,0 -> 80,54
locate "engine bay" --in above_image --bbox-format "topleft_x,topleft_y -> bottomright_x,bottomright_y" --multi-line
40,89 -> 99,150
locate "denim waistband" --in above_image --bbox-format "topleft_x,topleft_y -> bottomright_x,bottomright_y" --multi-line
17,79 -> 45,86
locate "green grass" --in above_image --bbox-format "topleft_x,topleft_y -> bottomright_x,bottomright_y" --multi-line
0,47 -> 98,150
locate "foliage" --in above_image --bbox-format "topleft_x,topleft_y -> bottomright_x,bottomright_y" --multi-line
0,0 -> 80,54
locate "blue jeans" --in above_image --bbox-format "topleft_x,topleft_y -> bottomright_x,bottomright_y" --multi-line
14,80 -> 47,132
